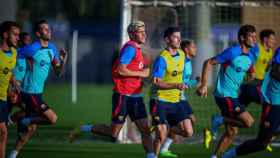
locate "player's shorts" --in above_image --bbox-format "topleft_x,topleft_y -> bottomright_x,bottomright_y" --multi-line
215,96 -> 246,118
260,103 -> 280,134
180,100 -> 193,115
0,100 -> 9,123
151,100 -> 191,127
21,92 -> 49,114
239,83 -> 264,107
112,92 -> 147,124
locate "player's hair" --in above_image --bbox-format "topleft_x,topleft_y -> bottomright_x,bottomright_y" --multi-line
19,32 -> 29,41
260,29 -> 275,42
163,27 -> 180,38
181,39 -> 194,49
33,19 -> 48,33
127,20 -> 145,40
238,24 -> 256,43
127,21 -> 145,34
19,32 -> 30,46
0,21 -> 20,39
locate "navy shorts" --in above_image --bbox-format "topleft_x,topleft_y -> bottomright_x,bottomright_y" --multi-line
112,92 -> 147,124
21,92 -> 49,114
215,96 -> 246,118
151,100 -> 191,127
260,103 -> 280,134
239,83 -> 264,106
0,100 -> 9,123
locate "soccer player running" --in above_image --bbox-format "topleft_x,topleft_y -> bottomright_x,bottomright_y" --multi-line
8,20 -> 67,158
197,25 -> 257,158
151,27 -> 194,157
239,29 -> 276,107
221,47 -> 280,158
8,32 -> 32,125
156,39 -> 199,158
0,21 -> 20,158
70,21 -> 156,158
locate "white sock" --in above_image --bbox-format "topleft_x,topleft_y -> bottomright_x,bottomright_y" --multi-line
211,155 -> 217,158
146,152 -> 157,158
160,137 -> 173,153
9,150 -> 18,158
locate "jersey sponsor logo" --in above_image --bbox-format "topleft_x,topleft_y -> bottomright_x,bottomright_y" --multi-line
40,60 -> 46,67
139,62 -> 144,69
18,66 -> 24,72
172,70 -> 178,76
235,67 -> 242,72
3,67 -> 9,75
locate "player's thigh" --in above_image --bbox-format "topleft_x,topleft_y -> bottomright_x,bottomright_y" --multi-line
238,111 -> 254,127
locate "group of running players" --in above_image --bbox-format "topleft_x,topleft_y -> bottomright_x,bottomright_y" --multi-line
0,20 -> 67,158
0,19 -> 279,158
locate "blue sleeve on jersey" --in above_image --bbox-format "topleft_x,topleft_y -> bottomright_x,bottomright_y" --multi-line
273,48 -> 280,64
17,48 -> 25,59
152,56 -> 166,79
21,41 -> 40,58
214,46 -> 240,64
119,45 -> 136,65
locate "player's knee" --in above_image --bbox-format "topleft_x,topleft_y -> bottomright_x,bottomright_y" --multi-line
244,118 -> 254,128
49,114 -> 57,124
140,128 -> 151,137
155,131 -> 166,143
226,128 -> 238,138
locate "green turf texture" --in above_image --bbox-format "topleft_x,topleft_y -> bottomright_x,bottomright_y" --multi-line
6,84 -> 279,158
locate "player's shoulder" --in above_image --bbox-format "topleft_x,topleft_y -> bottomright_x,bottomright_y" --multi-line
22,41 -> 41,55
228,44 -> 242,54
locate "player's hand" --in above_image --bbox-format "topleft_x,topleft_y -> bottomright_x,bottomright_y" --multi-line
59,49 -> 68,64
176,83 -> 187,90
140,68 -> 150,78
197,85 -> 208,97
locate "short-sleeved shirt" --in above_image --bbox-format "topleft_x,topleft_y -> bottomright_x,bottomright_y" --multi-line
214,44 -> 256,98
22,41 -> 60,94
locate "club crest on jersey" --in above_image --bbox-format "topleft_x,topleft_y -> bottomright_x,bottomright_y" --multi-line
40,60 -> 46,67
172,70 -> 178,76
235,67 -> 242,72
3,67 -> 9,75
139,62 -> 144,69
18,66 -> 24,72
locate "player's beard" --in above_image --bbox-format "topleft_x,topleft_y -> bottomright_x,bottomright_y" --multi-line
40,33 -> 51,41
7,37 -> 16,48
244,42 -> 253,49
